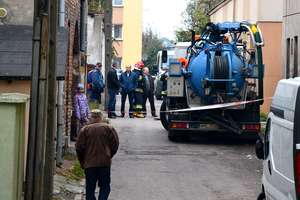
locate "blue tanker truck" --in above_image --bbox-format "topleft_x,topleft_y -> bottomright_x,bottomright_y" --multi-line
160,22 -> 265,141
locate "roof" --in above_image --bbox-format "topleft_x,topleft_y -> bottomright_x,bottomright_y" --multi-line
208,0 -> 231,16
0,25 -> 68,80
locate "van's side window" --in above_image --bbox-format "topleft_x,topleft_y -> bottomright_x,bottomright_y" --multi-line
264,119 -> 271,159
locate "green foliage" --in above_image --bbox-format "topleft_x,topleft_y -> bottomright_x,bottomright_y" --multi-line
260,112 -> 268,122
69,161 -> 85,181
175,0 -> 223,42
88,0 -> 104,13
142,29 -> 163,75
175,29 -> 192,42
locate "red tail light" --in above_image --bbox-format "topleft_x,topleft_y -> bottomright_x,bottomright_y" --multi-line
242,124 -> 261,132
295,151 -> 300,197
170,122 -> 188,129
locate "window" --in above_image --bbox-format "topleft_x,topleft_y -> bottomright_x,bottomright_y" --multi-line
294,36 -> 298,77
113,57 -> 122,68
113,25 -> 123,40
287,38 -> 291,78
113,0 -> 123,6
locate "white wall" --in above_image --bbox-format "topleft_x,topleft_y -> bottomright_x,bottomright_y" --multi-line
259,0 -> 283,22
210,0 -> 282,23
87,15 -> 105,65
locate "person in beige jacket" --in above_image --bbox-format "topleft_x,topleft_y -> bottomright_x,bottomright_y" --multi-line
76,109 -> 119,200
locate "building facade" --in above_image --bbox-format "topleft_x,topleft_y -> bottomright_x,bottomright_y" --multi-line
209,0 -> 284,112
283,0 -> 300,78
0,0 -> 88,146
112,0 -> 142,68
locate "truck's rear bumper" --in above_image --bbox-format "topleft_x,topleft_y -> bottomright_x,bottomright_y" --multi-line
169,121 -> 261,134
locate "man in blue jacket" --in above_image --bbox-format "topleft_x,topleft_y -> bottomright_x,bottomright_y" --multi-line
87,63 -> 105,106
119,65 -> 136,118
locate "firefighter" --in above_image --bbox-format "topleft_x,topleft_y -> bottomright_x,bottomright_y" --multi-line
133,61 -> 145,118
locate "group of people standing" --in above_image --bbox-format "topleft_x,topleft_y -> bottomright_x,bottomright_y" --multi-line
73,61 -> 158,137
106,61 -> 157,119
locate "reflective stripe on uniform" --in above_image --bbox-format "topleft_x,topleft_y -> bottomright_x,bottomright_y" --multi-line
135,88 -> 144,93
135,105 -> 143,109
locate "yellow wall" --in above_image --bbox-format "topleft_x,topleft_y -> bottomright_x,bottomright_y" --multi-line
122,0 -> 142,68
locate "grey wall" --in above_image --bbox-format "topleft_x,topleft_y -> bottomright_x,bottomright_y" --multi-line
0,0 -> 34,25
283,0 -> 300,78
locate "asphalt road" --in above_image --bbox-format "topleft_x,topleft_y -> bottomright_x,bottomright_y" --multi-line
107,97 -> 263,200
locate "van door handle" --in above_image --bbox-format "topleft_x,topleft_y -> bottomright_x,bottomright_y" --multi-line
268,160 -> 272,175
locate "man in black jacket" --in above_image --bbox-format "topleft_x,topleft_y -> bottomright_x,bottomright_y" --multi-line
142,67 -> 157,117
107,63 -> 120,118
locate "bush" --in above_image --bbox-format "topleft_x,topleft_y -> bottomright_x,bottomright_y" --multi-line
260,112 -> 268,122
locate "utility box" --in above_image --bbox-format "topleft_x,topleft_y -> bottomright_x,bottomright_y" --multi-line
0,93 -> 29,200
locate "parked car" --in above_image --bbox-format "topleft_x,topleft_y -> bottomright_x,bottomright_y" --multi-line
256,78 -> 300,200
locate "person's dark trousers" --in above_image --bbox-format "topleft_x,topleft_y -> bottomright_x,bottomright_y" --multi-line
121,91 -> 134,117
85,167 -> 111,200
134,92 -> 144,112
143,92 -> 156,116
108,89 -> 117,116
96,92 -> 102,104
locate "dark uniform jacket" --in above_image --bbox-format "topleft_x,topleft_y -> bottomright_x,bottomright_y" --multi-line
133,68 -> 145,93
107,68 -> 120,90
76,122 -> 119,169
144,74 -> 155,95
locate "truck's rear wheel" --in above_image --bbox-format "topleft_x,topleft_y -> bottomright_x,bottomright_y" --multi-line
168,131 -> 179,142
160,100 -> 169,131
168,131 -> 189,142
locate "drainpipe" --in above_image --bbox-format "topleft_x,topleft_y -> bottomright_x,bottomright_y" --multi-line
59,0 -> 65,27
56,0 -> 65,166
56,80 -> 64,166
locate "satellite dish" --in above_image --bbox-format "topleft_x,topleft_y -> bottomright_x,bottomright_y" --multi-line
0,8 -> 7,19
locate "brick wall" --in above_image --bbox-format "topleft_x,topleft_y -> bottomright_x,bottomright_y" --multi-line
64,0 -> 82,142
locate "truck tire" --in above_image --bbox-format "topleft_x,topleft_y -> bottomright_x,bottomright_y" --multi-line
168,130 -> 180,142
160,100 -> 169,131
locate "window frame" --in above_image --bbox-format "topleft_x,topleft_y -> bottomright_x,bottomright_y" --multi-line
287,38 -> 291,78
112,24 -> 123,40
294,36 -> 298,77
113,0 -> 124,7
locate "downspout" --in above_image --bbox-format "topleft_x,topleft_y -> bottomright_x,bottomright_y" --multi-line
57,0 -> 65,166
59,0 -> 65,27
56,81 -> 64,166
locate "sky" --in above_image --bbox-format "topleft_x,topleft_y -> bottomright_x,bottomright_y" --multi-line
143,0 -> 188,40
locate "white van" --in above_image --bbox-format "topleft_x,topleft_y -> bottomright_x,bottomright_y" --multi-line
256,78 -> 300,200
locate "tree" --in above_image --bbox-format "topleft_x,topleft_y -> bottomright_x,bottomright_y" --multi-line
88,0 -> 104,13
142,28 -> 163,75
175,0 -> 222,42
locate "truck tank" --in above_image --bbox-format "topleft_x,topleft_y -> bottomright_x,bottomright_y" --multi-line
186,22 -> 263,105
160,22 -> 265,139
